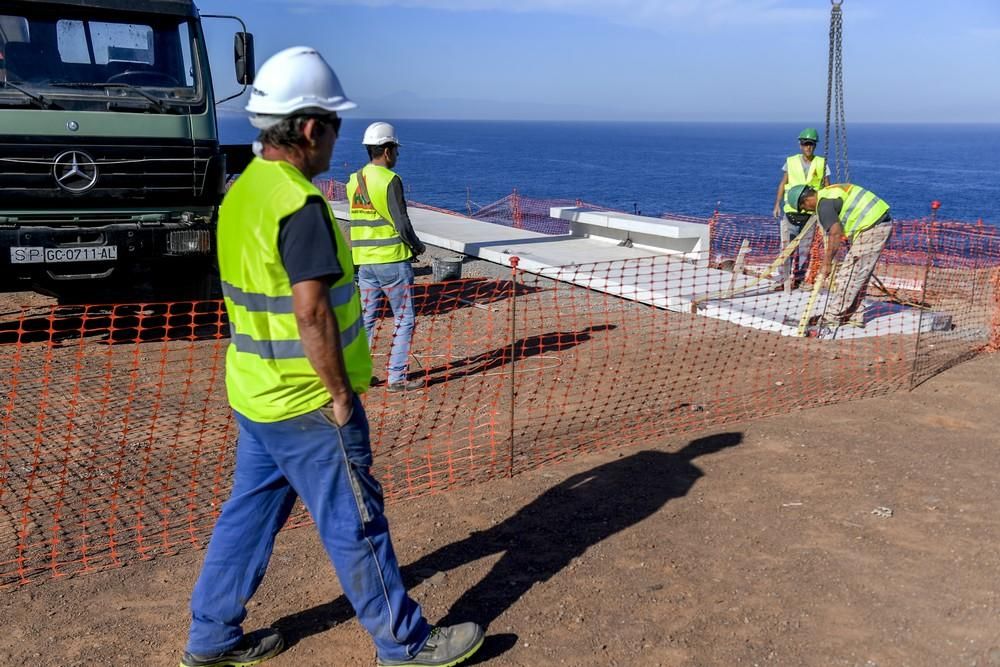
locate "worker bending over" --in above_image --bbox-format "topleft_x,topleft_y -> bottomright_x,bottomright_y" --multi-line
786,183 -> 892,329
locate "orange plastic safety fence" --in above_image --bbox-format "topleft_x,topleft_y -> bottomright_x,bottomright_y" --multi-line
1,193 -> 998,589
991,267 -> 1000,351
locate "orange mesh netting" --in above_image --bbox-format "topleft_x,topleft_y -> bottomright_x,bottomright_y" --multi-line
1,190 -> 997,588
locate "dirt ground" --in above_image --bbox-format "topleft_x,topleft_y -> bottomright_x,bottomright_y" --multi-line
0,344 -> 996,666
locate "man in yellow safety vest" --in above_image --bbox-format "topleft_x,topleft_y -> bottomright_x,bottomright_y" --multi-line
786,183 -> 892,329
347,122 -> 426,392
772,128 -> 831,286
178,47 -> 483,667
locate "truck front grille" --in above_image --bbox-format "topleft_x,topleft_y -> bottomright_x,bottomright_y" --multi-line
0,138 -> 222,208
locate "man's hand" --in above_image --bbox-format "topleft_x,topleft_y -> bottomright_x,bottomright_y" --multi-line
820,260 -> 832,278
773,204 -> 781,219
330,395 -> 354,427
293,279 -> 356,423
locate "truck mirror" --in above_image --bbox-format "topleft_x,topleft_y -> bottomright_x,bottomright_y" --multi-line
234,32 -> 255,85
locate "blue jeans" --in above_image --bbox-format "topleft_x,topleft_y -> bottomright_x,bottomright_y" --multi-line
185,395 -> 430,662
359,261 -> 416,384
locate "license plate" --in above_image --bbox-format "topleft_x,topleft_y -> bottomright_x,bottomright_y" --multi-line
10,246 -> 118,264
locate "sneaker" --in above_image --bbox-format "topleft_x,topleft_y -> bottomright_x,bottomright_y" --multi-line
387,378 -> 425,393
377,623 -> 485,667
179,628 -> 285,667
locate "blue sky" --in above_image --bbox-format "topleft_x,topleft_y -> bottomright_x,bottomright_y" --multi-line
198,0 -> 1000,122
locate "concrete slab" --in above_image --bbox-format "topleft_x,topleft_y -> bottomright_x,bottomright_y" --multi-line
330,201 -> 944,339
551,206 -> 710,260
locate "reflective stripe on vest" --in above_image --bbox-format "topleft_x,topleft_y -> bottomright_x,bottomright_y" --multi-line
221,280 -> 356,314
783,155 -> 826,213
229,316 -> 364,359
347,164 -> 412,265
218,157 -> 372,423
817,184 -> 890,239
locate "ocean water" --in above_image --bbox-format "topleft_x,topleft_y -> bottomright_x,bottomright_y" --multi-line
220,118 -> 1000,225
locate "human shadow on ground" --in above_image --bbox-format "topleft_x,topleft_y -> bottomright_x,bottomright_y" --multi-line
272,432 -> 742,663
365,277 -> 541,321
415,324 -> 616,387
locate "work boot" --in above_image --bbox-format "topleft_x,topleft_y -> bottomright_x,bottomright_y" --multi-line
377,623 -> 485,667
179,628 -> 284,667
387,378 -> 424,393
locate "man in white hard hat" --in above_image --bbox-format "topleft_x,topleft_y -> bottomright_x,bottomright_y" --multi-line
179,47 -> 483,667
348,122 -> 426,392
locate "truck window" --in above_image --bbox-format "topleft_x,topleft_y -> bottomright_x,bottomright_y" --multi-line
0,8 -> 201,108
58,20 -> 154,65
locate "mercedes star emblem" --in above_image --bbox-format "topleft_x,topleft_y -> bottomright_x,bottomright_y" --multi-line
52,150 -> 99,193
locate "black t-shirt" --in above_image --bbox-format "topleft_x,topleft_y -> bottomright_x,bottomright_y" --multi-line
278,197 -> 343,285
817,197 -> 843,232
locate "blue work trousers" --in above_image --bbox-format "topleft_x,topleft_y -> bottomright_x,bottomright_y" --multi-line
185,395 -> 430,662
359,261 -> 416,385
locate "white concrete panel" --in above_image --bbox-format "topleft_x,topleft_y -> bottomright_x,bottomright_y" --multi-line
551,206 -> 710,259
330,201 -> 945,340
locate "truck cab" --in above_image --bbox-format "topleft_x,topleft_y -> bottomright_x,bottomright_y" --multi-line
0,0 -> 248,299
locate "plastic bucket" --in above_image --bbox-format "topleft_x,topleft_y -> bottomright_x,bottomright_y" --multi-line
432,256 -> 464,282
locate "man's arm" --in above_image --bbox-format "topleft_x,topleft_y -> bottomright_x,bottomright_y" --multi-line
278,199 -> 352,425
821,222 -> 843,276
773,172 -> 789,218
386,176 -> 425,256
817,197 -> 843,276
293,280 -> 354,426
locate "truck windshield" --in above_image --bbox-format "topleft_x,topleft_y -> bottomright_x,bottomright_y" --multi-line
0,9 -> 202,110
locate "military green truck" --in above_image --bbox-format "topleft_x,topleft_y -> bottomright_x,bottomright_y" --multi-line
0,0 -> 253,299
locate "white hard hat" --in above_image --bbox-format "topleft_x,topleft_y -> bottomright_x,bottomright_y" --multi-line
245,46 -> 356,129
362,121 -> 400,147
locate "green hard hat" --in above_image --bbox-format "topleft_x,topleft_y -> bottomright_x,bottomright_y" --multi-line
798,127 -> 819,142
785,184 -> 812,211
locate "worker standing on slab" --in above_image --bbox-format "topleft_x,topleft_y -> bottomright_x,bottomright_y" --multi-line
772,128 -> 831,286
786,183 -> 892,329
348,122 -> 426,393
180,47 -> 483,667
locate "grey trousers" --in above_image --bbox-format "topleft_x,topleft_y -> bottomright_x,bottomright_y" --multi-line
780,214 -> 816,283
822,222 -> 893,326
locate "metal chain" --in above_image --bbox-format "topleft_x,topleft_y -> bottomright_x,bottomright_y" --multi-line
825,0 -> 849,183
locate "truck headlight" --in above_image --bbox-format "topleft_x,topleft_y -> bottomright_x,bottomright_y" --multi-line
168,230 -> 212,254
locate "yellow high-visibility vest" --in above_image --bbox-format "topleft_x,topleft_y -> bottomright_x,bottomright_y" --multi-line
347,164 -> 412,265
218,157 -> 371,423
817,184 -> 891,239
783,155 -> 827,213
